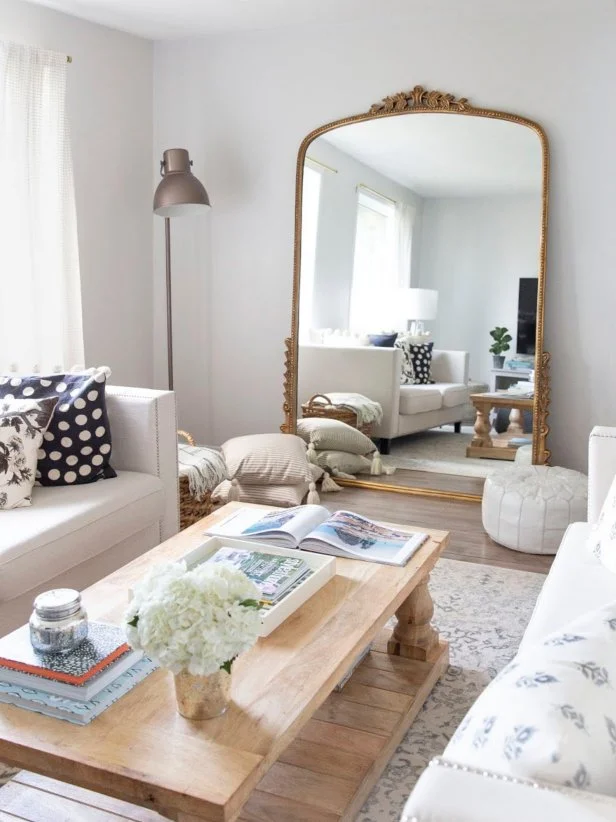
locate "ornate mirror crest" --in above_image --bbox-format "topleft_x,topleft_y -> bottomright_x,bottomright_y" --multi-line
283,87 -> 550,501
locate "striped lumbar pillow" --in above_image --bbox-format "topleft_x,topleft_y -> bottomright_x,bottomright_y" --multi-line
296,418 -> 376,456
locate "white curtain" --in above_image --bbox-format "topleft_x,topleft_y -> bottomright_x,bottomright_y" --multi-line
0,41 -> 83,374
395,200 -> 415,288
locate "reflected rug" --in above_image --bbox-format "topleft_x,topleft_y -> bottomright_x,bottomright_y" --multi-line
358,557 -> 545,821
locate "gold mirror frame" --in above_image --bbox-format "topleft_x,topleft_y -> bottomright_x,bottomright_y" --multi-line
282,86 -> 550,502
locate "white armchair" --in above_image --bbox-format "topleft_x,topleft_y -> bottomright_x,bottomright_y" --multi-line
0,386 -> 178,635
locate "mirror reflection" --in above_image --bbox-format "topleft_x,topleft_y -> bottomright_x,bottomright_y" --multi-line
296,114 -> 544,496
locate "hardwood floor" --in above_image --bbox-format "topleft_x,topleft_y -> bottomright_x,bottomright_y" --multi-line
0,488 -> 551,820
320,484 -> 553,574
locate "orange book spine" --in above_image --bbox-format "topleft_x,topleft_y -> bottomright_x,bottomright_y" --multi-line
0,644 -> 130,686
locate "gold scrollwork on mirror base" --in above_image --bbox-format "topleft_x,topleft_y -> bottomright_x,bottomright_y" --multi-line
283,85 -> 551,501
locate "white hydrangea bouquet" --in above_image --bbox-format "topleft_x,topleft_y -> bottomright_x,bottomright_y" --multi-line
124,560 -> 262,718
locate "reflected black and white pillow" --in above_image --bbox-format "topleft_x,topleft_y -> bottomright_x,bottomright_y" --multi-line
395,339 -> 434,385
0,367 -> 116,486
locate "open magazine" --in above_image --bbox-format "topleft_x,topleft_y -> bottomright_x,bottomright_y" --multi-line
205,505 -> 428,567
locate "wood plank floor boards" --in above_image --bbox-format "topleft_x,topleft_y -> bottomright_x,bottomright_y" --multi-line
321,486 -> 553,574
0,486 -> 550,820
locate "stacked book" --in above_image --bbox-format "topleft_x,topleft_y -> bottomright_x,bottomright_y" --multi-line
504,356 -> 533,370
0,622 -> 155,725
209,546 -> 313,608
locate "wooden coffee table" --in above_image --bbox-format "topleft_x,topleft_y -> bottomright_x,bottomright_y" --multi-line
0,503 -> 449,822
466,391 -> 534,461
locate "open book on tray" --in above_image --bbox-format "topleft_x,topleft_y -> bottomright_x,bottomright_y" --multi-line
205,505 -> 428,566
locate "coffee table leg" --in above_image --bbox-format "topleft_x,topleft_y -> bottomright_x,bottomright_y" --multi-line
470,401 -> 493,448
387,574 -> 440,662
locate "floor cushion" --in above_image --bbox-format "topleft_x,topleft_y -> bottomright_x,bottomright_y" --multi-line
213,480 -> 309,508
482,466 -> 588,554
222,433 -> 311,486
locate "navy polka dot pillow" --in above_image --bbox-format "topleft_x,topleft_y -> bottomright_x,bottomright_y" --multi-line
0,367 -> 116,486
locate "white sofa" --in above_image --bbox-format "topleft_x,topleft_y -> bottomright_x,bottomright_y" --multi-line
402,426 -> 616,822
0,386 -> 179,636
298,344 -> 470,452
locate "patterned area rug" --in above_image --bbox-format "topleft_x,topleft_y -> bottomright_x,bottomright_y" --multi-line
387,428 -> 518,479
357,557 -> 545,821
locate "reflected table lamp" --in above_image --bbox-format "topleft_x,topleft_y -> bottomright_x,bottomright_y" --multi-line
401,288 -> 438,336
153,148 -> 210,390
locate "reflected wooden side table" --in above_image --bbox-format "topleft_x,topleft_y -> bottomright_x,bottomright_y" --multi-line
466,392 -> 534,461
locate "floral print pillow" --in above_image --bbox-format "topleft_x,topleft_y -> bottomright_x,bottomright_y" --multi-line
587,473 -> 616,571
0,396 -> 58,509
444,600 -> 616,796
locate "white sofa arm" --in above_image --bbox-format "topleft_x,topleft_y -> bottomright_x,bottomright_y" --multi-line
431,350 -> 469,385
588,426 -> 616,524
106,386 -> 179,541
297,344 -> 401,439
402,758 -> 616,822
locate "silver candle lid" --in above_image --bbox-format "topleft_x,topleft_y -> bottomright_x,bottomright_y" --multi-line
33,589 -> 82,621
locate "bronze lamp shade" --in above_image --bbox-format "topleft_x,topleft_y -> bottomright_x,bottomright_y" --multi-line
153,148 -> 210,216
153,148 -> 210,391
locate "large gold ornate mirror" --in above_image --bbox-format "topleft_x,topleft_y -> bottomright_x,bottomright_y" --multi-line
283,86 -> 549,501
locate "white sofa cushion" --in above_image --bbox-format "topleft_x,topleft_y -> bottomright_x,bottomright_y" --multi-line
521,522 -> 616,648
0,471 -> 164,602
399,385 -> 442,415
444,600 -> 616,797
431,382 -> 470,409
586,472 -> 616,572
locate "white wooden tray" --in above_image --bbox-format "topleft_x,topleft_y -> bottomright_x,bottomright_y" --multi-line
181,537 -> 336,637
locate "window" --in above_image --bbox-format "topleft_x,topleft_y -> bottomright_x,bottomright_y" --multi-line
0,41 -> 83,373
349,189 -> 414,332
298,164 -> 322,341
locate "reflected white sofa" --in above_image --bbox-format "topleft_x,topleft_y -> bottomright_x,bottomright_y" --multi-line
402,426 -> 616,822
0,386 -> 179,635
298,344 -> 470,452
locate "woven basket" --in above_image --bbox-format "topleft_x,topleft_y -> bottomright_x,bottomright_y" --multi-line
177,430 -> 214,530
300,394 -> 373,437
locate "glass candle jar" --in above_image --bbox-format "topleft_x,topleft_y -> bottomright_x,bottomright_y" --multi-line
29,589 -> 88,655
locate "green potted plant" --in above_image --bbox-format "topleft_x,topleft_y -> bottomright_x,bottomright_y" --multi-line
489,326 -> 512,369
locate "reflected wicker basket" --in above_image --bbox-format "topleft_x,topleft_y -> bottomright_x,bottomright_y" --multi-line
300,394 -> 373,437
177,429 -> 214,530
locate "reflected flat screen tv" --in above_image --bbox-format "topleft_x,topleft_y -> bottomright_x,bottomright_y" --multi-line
516,277 -> 538,355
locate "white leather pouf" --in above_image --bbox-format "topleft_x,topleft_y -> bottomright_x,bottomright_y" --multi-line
482,465 -> 588,554
514,444 -> 533,465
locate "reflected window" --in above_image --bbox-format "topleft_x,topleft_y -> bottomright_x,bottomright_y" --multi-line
299,164 -> 323,341
350,189 -> 413,331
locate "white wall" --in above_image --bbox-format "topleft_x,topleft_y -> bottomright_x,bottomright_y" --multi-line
153,2 -> 616,470
3,0 -> 153,387
306,138 -> 421,331
416,194 -> 541,385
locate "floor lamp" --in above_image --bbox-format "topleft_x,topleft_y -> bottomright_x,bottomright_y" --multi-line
153,148 -> 210,391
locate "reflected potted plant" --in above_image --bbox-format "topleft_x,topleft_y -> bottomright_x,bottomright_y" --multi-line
124,560 -> 261,719
489,326 -> 512,369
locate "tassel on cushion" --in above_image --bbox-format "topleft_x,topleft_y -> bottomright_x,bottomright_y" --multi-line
321,473 -> 342,493
306,482 -> 320,504
228,478 -> 240,501
332,468 -> 356,480
307,443 -> 318,465
370,450 -> 383,475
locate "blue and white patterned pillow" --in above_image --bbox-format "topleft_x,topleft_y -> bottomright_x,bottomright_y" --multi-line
444,600 -> 616,796
586,473 -> 616,570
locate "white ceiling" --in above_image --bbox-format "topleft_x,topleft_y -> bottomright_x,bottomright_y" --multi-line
319,114 -> 542,198
22,0 -> 604,40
